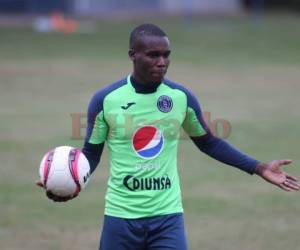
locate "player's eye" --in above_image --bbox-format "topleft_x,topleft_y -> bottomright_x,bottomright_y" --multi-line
163,51 -> 171,58
146,52 -> 160,58
146,51 -> 171,59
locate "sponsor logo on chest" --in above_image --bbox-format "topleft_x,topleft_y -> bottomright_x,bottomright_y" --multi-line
123,175 -> 171,191
132,125 -> 164,159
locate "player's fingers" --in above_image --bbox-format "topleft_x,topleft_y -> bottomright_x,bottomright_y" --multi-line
282,180 -> 300,191
57,194 -> 77,201
46,191 -> 63,202
46,190 -> 74,202
71,193 -> 78,199
46,190 -> 56,200
50,195 -> 67,202
279,159 -> 293,165
36,180 -> 44,188
278,183 -> 292,192
56,197 -> 69,202
286,173 -> 298,182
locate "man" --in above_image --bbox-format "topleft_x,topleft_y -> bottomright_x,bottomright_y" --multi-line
38,23 -> 299,249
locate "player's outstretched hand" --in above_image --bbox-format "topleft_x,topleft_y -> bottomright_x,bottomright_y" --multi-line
36,181 -> 78,202
255,160 -> 300,191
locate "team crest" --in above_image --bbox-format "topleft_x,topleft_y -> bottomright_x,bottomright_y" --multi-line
157,95 -> 173,113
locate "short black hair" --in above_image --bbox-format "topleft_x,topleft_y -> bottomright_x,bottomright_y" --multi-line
129,23 -> 167,49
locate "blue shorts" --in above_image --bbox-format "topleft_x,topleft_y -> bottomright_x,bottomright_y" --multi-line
99,213 -> 188,250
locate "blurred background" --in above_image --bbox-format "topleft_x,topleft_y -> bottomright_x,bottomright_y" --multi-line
1,1 -> 300,250
0,0 -> 299,16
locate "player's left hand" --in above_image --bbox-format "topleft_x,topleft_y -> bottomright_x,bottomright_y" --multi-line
255,160 -> 300,191
36,180 -> 78,202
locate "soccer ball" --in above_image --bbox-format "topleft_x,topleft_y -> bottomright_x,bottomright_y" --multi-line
39,146 -> 90,197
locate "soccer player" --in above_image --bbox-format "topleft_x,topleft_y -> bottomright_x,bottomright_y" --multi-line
38,23 -> 300,249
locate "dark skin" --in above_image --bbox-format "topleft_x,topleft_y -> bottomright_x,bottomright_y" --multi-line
129,35 -> 171,85
255,161 -> 299,191
37,34 -> 299,202
36,181 -> 77,202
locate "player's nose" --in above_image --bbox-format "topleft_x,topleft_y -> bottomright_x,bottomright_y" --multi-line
156,56 -> 168,68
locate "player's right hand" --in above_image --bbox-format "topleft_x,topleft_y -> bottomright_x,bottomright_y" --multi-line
36,180 -> 78,202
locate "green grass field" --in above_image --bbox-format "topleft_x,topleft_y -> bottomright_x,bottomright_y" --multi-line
1,14 -> 300,250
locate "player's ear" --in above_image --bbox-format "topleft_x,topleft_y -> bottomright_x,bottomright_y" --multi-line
128,49 -> 136,62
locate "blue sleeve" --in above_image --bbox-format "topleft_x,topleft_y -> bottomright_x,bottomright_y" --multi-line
183,85 -> 258,174
81,89 -> 106,173
191,133 -> 259,174
82,141 -> 104,173
81,78 -> 127,173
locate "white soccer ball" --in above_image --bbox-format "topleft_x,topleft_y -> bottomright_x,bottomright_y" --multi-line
39,146 -> 90,197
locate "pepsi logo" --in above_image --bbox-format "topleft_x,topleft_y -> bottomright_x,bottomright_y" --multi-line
132,126 -> 164,159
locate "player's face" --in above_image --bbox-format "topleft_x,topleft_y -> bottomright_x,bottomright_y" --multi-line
129,35 -> 171,84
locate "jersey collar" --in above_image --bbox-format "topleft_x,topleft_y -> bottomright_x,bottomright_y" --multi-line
127,75 -> 162,94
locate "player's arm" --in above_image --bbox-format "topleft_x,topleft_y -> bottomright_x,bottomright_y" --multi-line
81,90 -> 109,173
183,90 -> 299,191
182,90 -> 258,174
37,91 -> 109,202
82,142 -> 104,173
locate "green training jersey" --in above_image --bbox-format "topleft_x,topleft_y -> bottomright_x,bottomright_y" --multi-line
85,75 -> 207,218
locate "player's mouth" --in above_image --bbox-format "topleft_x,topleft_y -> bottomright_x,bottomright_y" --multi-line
151,70 -> 166,77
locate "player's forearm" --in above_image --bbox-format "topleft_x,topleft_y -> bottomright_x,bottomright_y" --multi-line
81,142 -> 104,173
191,133 -> 259,174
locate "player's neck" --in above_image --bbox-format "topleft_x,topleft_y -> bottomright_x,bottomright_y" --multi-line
130,75 -> 161,94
